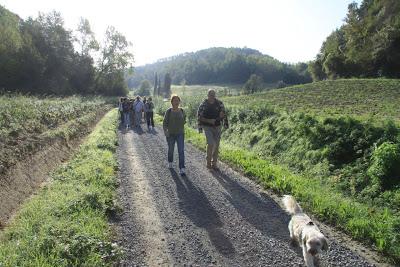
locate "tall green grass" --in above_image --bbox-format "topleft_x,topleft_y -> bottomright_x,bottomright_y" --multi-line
0,109 -> 121,266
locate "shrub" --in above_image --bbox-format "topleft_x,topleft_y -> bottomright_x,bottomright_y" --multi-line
368,142 -> 400,190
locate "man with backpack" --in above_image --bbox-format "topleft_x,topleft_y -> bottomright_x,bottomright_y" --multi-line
197,89 -> 229,170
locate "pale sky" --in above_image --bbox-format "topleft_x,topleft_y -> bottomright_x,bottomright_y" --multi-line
1,0 -> 361,66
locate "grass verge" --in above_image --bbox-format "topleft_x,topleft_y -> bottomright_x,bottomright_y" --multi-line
0,109 -> 121,266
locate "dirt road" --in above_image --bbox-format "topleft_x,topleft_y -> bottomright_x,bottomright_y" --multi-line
114,124 -> 382,266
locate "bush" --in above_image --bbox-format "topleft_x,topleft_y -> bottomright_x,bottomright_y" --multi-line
368,142 -> 400,190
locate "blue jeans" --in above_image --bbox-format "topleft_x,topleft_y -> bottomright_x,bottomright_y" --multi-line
167,133 -> 185,169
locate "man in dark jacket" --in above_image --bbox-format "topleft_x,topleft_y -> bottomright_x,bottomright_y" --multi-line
197,89 -> 229,169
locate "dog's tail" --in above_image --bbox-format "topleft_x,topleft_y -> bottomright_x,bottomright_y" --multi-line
282,195 -> 303,215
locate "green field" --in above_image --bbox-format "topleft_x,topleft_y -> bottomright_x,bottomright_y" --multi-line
222,79 -> 400,125
171,82 -> 281,97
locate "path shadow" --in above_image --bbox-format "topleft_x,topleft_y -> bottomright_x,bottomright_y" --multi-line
149,128 -> 158,135
211,170 -> 306,259
132,125 -> 144,135
169,169 -> 235,256
211,170 -> 291,242
118,122 -> 130,134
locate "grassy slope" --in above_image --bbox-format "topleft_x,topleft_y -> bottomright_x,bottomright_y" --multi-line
222,79 -> 400,125
0,109 -> 121,266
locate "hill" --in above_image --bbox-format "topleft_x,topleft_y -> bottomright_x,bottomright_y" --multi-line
127,47 -> 311,88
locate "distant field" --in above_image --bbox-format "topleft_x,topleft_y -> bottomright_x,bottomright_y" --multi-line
171,84 -> 242,97
221,79 -> 400,125
171,82 -> 280,97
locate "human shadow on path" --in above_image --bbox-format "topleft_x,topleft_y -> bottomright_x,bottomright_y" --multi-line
169,169 -> 235,256
211,170 -> 291,242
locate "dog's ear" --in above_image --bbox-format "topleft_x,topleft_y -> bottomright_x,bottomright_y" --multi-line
322,237 -> 328,251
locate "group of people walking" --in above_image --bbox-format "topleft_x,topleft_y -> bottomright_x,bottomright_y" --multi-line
118,96 -> 155,130
119,89 -> 229,177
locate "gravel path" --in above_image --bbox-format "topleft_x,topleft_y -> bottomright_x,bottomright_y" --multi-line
114,124 -> 386,267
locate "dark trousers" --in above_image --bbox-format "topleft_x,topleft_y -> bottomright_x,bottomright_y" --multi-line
120,110 -> 124,123
167,133 -> 185,169
146,111 -> 154,127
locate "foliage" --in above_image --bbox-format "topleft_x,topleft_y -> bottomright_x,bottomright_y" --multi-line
368,142 -> 400,190
163,73 -> 172,97
309,0 -> 400,80
0,5 -> 133,96
0,110 -> 122,266
243,74 -> 263,94
95,26 -> 134,96
135,79 -> 151,96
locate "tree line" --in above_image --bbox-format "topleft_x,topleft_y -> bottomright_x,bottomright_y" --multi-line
0,5 -> 133,96
309,0 -> 400,80
126,47 -> 312,89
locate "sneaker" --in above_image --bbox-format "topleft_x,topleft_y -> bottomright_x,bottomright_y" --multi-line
168,162 -> 173,169
179,168 -> 186,175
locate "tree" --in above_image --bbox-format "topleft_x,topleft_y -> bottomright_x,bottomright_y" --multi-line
309,0 -> 400,80
243,74 -> 263,94
136,79 -> 151,96
0,5 -> 24,90
157,76 -> 162,96
95,26 -> 134,95
164,73 -> 171,97
153,72 -> 158,95
75,17 -> 99,57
